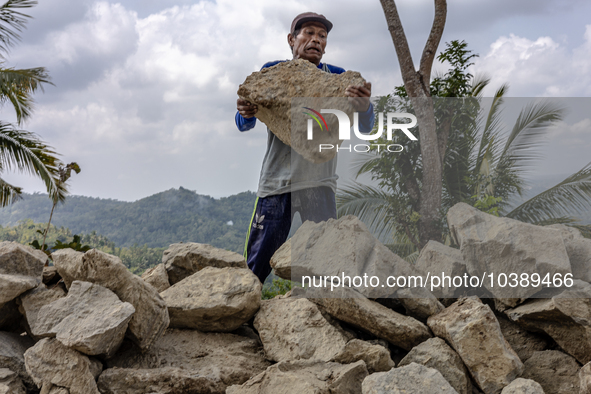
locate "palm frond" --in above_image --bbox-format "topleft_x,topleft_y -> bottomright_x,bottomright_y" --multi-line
0,121 -> 66,203
0,175 -> 21,206
0,0 -> 36,56
499,100 -> 565,171
474,84 -> 507,174
0,67 -> 51,124
506,161 -> 591,224
336,182 -> 393,240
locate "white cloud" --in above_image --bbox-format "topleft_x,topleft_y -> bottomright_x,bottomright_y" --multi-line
475,25 -> 591,97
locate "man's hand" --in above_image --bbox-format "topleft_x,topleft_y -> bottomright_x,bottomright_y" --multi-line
345,82 -> 372,112
237,98 -> 258,118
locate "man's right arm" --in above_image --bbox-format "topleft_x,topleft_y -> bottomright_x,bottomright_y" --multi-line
235,101 -> 257,132
235,61 -> 283,132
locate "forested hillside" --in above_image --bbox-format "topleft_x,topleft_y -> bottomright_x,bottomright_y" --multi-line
0,188 -> 257,253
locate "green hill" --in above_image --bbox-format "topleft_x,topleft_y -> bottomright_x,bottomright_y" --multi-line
0,187 -> 257,253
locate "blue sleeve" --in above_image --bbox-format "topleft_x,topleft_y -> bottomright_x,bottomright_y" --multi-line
235,112 -> 256,132
235,61 -> 283,132
358,102 -> 375,134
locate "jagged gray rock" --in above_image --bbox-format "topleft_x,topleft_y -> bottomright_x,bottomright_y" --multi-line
0,332 -> 34,389
506,280 -> 591,364
496,315 -> 548,363
521,350 -> 579,394
162,242 -> 246,285
0,242 -> 46,304
427,297 -> 523,394
52,249 -> 168,350
447,203 -> 571,304
254,297 -> 350,362
17,284 -> 67,340
141,263 -> 170,293
97,367 -> 223,394
362,362 -> 459,394
104,328 -> 270,393
548,224 -> 591,282
161,267 -> 261,332
395,287 -> 445,321
332,339 -> 394,374
500,378 -> 545,394
226,360 -> 368,394
0,368 -> 25,394
399,337 -> 472,394
237,58 -> 366,164
309,287 -> 432,351
34,281 -> 135,357
580,361 -> 591,394
24,338 -> 101,394
415,240 -> 468,298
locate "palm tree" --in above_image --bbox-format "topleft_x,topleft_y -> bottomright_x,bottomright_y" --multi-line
337,41 -> 591,260
0,0 -> 66,206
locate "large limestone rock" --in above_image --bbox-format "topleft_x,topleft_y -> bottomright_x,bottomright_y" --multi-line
506,280 -> 591,364
580,361 -> 591,394
52,249 -> 168,350
97,368 -> 224,394
447,203 -> 571,303
501,378 -> 544,394
17,284 -> 67,340
24,338 -> 101,394
162,242 -> 246,285
549,224 -> 591,282
362,362 -> 459,394
500,378 -> 545,394
521,350 -> 579,394
272,215 -> 418,298
395,287 -> 445,321
308,287 -> 432,351
399,337 -> 472,394
0,242 -> 46,304
105,328 -> 270,393
254,297 -> 350,362
332,339 -> 394,374
496,315 -> 548,362
141,263 -> 170,293
427,297 -> 523,394
237,59 -> 366,164
161,267 -> 261,332
414,240 -> 468,299
34,281 -> 135,357
226,360 -> 368,394
0,368 -> 25,394
270,238 -> 291,279
0,332 -> 34,389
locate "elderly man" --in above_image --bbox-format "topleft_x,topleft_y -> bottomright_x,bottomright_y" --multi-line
236,12 -> 374,283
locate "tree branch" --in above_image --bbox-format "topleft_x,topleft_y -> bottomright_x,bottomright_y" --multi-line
379,0 -> 423,97
418,0 -> 447,88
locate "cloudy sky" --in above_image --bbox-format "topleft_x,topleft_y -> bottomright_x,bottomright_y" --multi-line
1,0 -> 590,201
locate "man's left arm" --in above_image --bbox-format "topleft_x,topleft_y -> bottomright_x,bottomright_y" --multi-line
346,82 -> 374,133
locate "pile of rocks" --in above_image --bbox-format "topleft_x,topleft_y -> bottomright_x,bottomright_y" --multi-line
1,201 -> 590,393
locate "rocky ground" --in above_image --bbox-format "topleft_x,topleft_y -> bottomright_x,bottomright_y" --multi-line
1,202 -> 591,393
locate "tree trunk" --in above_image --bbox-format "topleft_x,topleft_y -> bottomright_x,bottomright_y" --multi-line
379,0 -> 447,247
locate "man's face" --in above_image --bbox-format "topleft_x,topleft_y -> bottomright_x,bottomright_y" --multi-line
288,21 -> 327,66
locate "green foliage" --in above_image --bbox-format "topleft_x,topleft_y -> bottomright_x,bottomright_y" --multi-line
472,194 -> 503,217
262,278 -> 294,300
0,188 -> 257,253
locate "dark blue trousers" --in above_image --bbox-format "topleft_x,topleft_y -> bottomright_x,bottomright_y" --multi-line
244,187 -> 337,283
